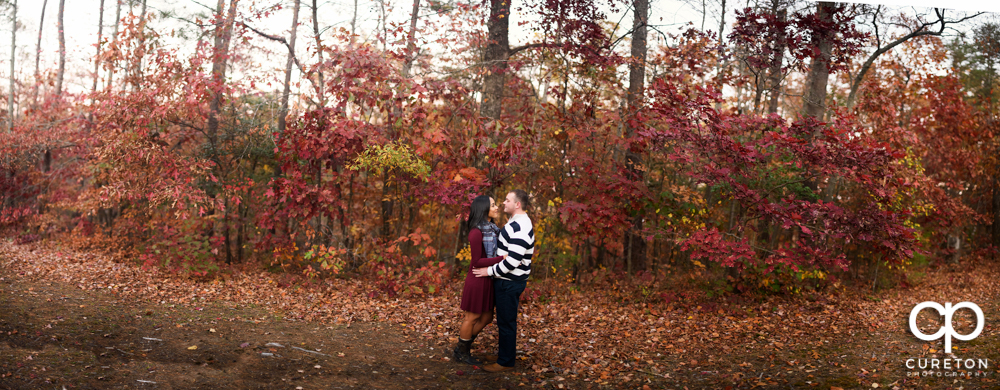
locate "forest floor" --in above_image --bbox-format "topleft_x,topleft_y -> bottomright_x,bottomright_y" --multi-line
2,238 -> 1000,389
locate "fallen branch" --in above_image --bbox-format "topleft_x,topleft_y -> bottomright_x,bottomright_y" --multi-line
638,369 -> 669,379
291,346 -> 329,356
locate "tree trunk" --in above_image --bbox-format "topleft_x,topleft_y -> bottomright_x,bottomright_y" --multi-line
765,9 -> 786,115
401,0 -> 421,79
802,2 -> 836,198
752,70 -> 764,114
311,0 -> 326,107
350,0 -> 358,46
717,0 -> 726,45
91,0 -> 106,102
7,0 -> 15,133
712,0 -> 726,113
278,0 -> 301,135
208,0 -> 239,150
802,2 -> 835,123
624,0 -> 649,273
31,0 -> 47,107
480,0 -> 510,121
133,0 -> 147,89
380,172 -> 393,240
993,176 -> 1000,248
479,0 -> 512,193
106,0 -> 121,90
55,0 -> 65,96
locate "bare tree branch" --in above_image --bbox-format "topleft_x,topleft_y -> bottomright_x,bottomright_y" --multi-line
238,21 -> 307,76
847,9 -> 985,108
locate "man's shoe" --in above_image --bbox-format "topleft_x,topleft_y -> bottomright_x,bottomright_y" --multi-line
482,363 -> 514,373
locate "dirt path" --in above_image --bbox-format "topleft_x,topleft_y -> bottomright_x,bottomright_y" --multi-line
0,268 -> 530,389
4,239 -> 1000,389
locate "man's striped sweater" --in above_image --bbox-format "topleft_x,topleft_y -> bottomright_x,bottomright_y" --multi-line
488,213 -> 534,281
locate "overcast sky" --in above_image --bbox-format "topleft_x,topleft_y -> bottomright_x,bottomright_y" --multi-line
0,0 -> 709,94
1,0 -> 996,96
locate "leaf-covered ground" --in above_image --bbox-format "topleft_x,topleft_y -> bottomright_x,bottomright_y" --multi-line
2,239 -> 1000,389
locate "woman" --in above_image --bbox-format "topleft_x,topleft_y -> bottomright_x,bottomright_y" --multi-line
454,195 -> 504,365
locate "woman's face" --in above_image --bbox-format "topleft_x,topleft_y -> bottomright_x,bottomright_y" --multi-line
488,197 -> 500,220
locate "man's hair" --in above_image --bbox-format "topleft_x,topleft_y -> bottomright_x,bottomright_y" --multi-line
511,189 -> 531,211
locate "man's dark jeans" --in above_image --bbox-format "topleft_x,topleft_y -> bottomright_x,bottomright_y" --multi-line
494,278 -> 527,367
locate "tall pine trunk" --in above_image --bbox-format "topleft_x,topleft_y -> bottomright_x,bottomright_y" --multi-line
207,0 -> 238,150
278,0 -> 301,135
801,1 -> 835,197
311,0 -> 325,107
480,0 -> 510,122
31,0 -> 46,107
802,2 -> 835,122
624,0 -> 649,273
757,4 -> 787,258
765,9 -> 786,115
400,0 -> 421,80
479,0 -> 511,195
206,0 -> 239,255
7,0 -> 15,133
133,0 -> 147,89
55,0 -> 65,96
106,0 -> 121,90
91,0 -> 106,103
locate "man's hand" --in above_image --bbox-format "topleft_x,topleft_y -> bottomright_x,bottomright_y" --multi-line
472,267 -> 490,278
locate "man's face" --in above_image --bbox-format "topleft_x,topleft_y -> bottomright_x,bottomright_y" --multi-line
503,192 -> 519,215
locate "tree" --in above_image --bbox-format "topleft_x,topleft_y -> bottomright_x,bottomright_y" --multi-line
106,0 -> 121,90
801,1 -> 835,121
846,7 -> 983,108
136,0 -> 147,84
952,23 -> 1000,248
7,0 -> 15,133
91,0 -> 106,101
624,0 -> 649,272
55,0 -> 65,96
277,0 -> 301,136
310,0 -> 325,108
207,0 -> 239,150
30,0 -> 45,107
480,0 -> 511,122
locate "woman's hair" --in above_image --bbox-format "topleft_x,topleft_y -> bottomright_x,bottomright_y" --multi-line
466,195 -> 492,232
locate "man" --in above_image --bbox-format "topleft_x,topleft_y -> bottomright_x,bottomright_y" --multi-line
472,189 -> 534,373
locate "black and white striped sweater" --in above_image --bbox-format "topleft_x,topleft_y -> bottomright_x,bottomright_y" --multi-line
488,213 -> 534,281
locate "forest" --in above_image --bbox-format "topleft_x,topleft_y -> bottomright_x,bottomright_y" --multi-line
1,0 -> 999,388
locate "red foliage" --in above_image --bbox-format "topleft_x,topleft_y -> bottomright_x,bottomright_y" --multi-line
643,67 -> 917,274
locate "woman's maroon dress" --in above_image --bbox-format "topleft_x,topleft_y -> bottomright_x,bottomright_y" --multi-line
459,228 -> 504,313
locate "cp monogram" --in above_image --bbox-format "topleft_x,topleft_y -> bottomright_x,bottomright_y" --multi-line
909,302 -> 984,354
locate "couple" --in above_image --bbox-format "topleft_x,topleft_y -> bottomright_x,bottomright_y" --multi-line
454,189 -> 534,373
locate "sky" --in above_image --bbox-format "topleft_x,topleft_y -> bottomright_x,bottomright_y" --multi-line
0,0 -> 704,96
0,0 -> 996,97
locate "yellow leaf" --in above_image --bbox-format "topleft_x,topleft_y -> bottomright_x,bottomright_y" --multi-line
188,346 -> 198,350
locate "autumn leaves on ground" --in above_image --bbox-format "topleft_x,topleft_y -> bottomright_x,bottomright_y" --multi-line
2,0 -> 1000,388
2,239 -> 999,390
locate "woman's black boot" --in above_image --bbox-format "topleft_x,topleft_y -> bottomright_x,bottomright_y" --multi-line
453,338 -> 482,365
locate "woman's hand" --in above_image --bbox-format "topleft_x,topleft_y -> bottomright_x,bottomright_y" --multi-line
472,267 -> 490,277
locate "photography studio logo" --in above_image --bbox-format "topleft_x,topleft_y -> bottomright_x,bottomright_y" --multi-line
905,301 -> 989,378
